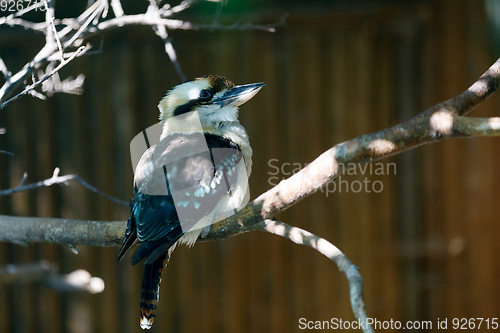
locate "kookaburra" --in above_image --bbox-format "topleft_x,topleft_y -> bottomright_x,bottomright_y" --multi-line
117,75 -> 264,329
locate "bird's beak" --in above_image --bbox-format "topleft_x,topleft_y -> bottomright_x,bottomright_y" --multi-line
212,82 -> 265,108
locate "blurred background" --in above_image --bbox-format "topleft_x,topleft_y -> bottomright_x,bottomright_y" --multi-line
1,0 -> 500,332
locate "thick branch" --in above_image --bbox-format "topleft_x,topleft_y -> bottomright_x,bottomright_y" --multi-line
0,215 -> 124,247
204,57 -> 500,237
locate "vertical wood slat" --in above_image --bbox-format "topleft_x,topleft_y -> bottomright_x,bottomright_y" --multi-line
110,40 -> 136,333
324,30 -> 354,325
5,49 -> 36,333
394,13 -> 424,328
463,0 -> 499,321
371,34 -> 400,320
442,0 -> 468,322
0,48 -> 15,333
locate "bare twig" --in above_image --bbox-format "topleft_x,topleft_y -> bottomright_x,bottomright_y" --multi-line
71,174 -> 128,206
19,172 -> 28,187
148,1 -> 187,82
0,45 -> 87,109
256,219 -> 373,333
62,0 -> 107,49
44,0 -> 64,61
0,167 -> 128,206
160,0 -> 202,17
28,88 -> 47,100
0,17 -> 48,31
0,261 -> 105,294
0,57 -> 10,82
110,0 -> 124,18
95,15 -> 284,33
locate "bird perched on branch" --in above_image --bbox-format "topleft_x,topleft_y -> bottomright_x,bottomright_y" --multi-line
117,75 -> 264,329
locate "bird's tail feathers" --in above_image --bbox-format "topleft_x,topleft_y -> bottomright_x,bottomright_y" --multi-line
139,254 -> 169,329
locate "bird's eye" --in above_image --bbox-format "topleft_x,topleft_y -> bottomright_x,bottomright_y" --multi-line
199,90 -> 211,100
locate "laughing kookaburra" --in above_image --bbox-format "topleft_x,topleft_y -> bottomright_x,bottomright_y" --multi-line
117,75 -> 264,329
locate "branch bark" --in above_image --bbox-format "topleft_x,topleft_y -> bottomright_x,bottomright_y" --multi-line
257,220 -> 373,332
0,215 -> 124,247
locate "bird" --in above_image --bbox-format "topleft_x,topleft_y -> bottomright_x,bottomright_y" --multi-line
117,75 -> 264,329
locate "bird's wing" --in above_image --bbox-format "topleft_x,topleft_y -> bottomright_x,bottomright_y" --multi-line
118,132 -> 242,265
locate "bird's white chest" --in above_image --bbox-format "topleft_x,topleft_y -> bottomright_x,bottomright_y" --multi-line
176,161 -> 249,249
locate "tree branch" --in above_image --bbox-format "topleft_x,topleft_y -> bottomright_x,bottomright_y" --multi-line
0,215 -> 124,247
148,0 -> 187,82
44,0 -> 64,61
0,261 -> 105,294
0,167 -> 128,206
202,56 -> 500,231
256,219 -> 373,333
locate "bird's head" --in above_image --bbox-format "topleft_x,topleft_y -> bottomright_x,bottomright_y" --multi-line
158,75 -> 264,175
158,75 -> 264,134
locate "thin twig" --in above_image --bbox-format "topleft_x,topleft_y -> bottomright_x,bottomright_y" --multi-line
72,175 -> 128,206
44,0 -> 64,61
0,57 -> 10,82
0,0 -> 46,25
19,172 -> 28,187
28,88 -> 46,100
63,0 -> 106,49
110,0 -> 124,18
0,45 -> 87,109
95,15 -> 284,33
160,0 -> 201,17
0,18 -> 47,31
0,167 -> 128,206
148,1 -> 187,82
